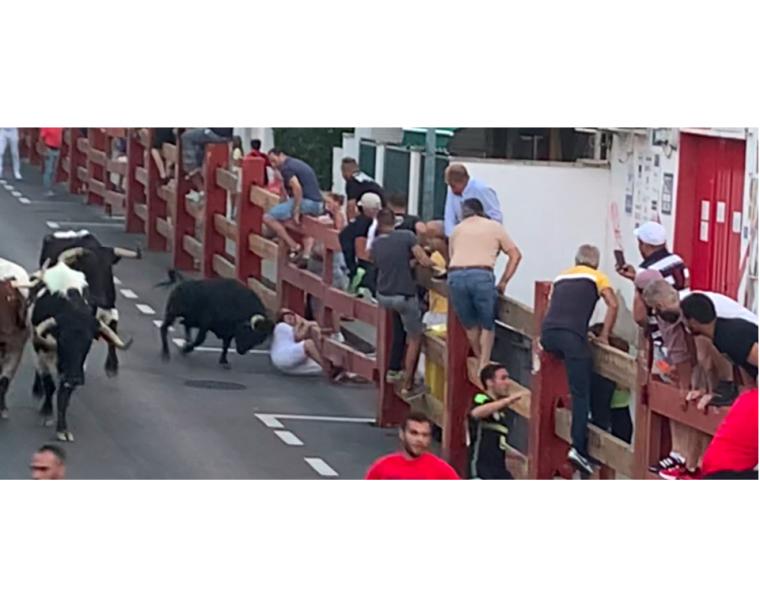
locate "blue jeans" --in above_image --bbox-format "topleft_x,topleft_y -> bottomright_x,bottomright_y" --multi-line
43,149 -> 60,190
266,197 -> 323,221
447,268 -> 497,330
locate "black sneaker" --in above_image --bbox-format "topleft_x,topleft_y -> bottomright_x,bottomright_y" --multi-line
649,452 -> 686,474
568,447 -> 594,476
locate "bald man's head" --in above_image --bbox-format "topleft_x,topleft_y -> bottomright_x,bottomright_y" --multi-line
445,163 -> 470,194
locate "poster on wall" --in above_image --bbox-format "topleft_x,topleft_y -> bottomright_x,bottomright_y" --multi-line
625,164 -> 634,214
661,172 -> 674,215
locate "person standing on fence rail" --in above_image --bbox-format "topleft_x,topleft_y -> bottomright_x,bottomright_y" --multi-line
540,244 -> 619,476
0,128 -> 22,180
371,208 -> 436,397
447,198 -> 522,374
265,148 -> 325,264
366,411 -> 460,480
39,128 -> 63,197
469,364 -> 526,479
442,163 -> 503,237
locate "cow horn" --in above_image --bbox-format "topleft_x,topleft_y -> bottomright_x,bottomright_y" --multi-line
98,321 -> 133,350
10,281 -> 34,290
250,314 -> 265,329
58,247 -> 85,265
113,246 -> 141,260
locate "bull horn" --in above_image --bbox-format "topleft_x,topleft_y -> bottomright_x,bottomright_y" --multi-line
35,317 -> 57,344
113,246 -> 142,260
58,247 -> 86,265
250,314 -> 265,329
10,281 -> 34,290
98,321 -> 133,350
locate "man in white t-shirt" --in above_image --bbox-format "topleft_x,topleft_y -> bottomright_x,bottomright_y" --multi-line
269,308 -> 343,379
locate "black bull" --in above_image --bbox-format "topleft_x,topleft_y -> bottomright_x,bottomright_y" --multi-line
159,273 -> 274,368
39,232 -> 140,376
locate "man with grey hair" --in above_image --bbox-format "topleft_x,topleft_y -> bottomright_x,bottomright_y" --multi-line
442,163 -> 504,237
540,244 -> 618,475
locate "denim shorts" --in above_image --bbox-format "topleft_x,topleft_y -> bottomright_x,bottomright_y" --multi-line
376,294 -> 424,337
447,268 -> 497,330
266,197 -> 323,221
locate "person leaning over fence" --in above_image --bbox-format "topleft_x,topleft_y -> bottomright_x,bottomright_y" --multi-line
469,363 -> 528,479
371,208 -> 435,397
540,244 -> 619,476
180,128 -> 234,192
341,157 -> 384,220
447,198 -> 522,373
339,192 -> 383,295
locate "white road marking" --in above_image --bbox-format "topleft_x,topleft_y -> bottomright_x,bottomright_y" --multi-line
11,191 -> 22,198
255,414 -> 285,429
0,179 -> 6,184
120,289 -> 138,299
153,319 -> 174,330
136,303 -> 156,315
171,337 -> 268,354
3,184 -> 13,190
48,220 -> 124,228
46,221 -> 60,229
304,457 -> 338,477
113,276 -> 122,285
274,430 -> 304,446
256,413 -> 375,424
19,197 -> 30,204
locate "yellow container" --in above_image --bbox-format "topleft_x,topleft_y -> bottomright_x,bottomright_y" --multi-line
424,324 -> 447,403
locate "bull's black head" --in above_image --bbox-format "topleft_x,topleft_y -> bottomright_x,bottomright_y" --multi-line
234,315 -> 274,354
44,308 -> 101,388
68,248 -> 118,311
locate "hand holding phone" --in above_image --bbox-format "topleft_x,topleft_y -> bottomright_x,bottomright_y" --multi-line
614,249 -> 626,269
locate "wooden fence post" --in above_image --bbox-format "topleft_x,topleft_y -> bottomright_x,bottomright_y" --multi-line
236,157 -> 266,283
202,143 -> 230,278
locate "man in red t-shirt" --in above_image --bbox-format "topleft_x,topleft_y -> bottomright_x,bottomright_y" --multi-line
39,128 -> 63,196
244,139 -> 270,185
700,388 -> 758,479
366,412 -> 460,480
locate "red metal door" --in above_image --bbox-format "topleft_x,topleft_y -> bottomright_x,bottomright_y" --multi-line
674,134 -> 745,296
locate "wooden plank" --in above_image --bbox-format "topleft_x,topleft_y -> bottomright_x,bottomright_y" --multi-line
106,158 -> 127,176
495,296 -> 535,338
300,217 -> 341,251
61,157 -> 71,174
105,128 -> 126,138
89,179 -> 107,198
185,197 -> 204,222
35,141 -> 46,156
249,233 -> 279,261
182,235 -> 202,260
135,167 -> 148,187
158,184 -> 175,203
212,254 -> 236,279
134,203 -> 148,222
250,186 -> 280,211
466,357 -> 532,419
156,218 -> 172,240
353,297 -> 378,326
63,130 -> 71,145
76,138 -> 89,154
215,167 -> 239,193
322,338 -> 377,383
390,385 -> 444,429
136,129 -> 150,148
247,277 -> 279,314
88,148 -> 107,166
591,342 -> 637,389
104,190 -> 125,210
77,166 -> 89,183
213,214 -> 237,242
422,333 -> 447,369
647,380 -> 727,436
322,286 -> 360,319
554,408 -> 635,478
162,143 -> 177,164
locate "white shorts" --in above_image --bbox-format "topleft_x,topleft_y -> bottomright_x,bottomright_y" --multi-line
271,343 -> 323,376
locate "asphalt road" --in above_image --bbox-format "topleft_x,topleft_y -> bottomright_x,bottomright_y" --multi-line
0,161 -> 397,479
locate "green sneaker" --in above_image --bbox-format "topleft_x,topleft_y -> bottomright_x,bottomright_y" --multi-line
349,267 -> 366,294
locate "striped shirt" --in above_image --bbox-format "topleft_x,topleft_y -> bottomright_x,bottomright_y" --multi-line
542,265 -> 612,338
638,248 -> 689,344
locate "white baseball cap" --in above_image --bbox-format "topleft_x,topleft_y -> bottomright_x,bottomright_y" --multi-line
634,221 -> 667,246
358,192 -> 382,210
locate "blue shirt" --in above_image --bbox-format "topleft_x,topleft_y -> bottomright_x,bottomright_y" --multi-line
443,178 -> 503,237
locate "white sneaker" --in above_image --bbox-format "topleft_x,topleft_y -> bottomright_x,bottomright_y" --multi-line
568,447 -> 595,476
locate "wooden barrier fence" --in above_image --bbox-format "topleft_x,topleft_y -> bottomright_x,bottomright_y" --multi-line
42,127 -> 736,479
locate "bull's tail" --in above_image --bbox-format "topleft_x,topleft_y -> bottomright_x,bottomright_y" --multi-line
154,269 -> 186,288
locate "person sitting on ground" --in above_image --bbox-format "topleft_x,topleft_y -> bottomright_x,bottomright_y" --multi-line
366,411 -> 460,480
339,192 -> 383,294
540,244 -> 619,475
341,156 -> 384,220
371,208 -> 435,396
699,388 -> 758,480
588,323 -> 633,443
180,128 -> 234,192
447,198 -> 522,373
469,363 -> 528,479
264,148 -> 325,264
30,444 -> 66,480
269,308 -> 344,381
681,292 -> 758,386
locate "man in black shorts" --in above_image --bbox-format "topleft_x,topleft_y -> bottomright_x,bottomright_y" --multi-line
469,363 -> 526,479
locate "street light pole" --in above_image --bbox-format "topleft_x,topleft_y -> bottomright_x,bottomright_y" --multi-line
422,128 -> 437,219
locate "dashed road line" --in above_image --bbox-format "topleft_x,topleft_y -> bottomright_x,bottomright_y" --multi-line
11,191 -> 22,198
171,337 -> 268,354
19,197 -> 30,205
3,184 -> 13,190
46,221 -> 60,229
49,220 -> 125,227
257,413 -> 375,424
153,319 -> 174,331
136,303 -> 156,315
255,414 -> 286,429
274,430 -> 304,446
113,276 -> 122,285
304,457 -> 338,477
120,289 -> 138,299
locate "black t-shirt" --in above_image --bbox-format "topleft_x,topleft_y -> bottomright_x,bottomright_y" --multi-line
395,213 -> 420,233
371,230 -> 417,297
210,128 -> 234,139
152,128 -> 176,150
346,172 -> 385,204
713,317 -> 758,378
468,393 -> 513,479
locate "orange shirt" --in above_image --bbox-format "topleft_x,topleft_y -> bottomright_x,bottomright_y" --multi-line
40,128 -> 63,149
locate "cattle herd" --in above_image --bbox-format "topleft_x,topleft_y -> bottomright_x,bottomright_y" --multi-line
0,231 -> 273,442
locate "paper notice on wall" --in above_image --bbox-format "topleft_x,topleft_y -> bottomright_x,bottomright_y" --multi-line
716,201 -> 726,223
700,221 -> 710,242
701,200 -> 711,221
661,173 -> 674,215
732,211 -> 742,234
625,164 -> 634,214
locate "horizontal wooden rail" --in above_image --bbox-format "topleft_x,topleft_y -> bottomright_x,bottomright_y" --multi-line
247,277 -> 279,313
88,148 -> 107,166
135,167 -> 148,187
156,218 -> 172,240
215,167 -> 239,193
76,138 -> 89,154
182,235 -> 202,260
106,158 -> 127,176
212,254 -> 236,279
422,334 -> 447,369
134,203 -> 148,222
322,337 -> 377,383
104,191 -> 125,210
249,233 -> 278,261
214,214 -> 237,242
647,380 -> 728,436
250,186 -> 280,211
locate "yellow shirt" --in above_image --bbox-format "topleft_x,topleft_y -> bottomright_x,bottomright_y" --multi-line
429,251 -> 448,315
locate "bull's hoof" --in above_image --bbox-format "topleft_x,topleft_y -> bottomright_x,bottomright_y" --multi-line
56,431 -> 74,442
180,345 -> 193,356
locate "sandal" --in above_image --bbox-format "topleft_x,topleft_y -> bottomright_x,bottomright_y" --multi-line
288,246 -> 303,263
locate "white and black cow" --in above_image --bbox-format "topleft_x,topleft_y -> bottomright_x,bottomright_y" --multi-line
0,258 -> 31,419
31,253 -> 132,442
159,271 -> 273,368
39,230 -> 140,377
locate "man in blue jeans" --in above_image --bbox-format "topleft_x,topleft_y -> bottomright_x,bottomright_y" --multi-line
540,244 -> 618,475
265,149 -> 324,265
